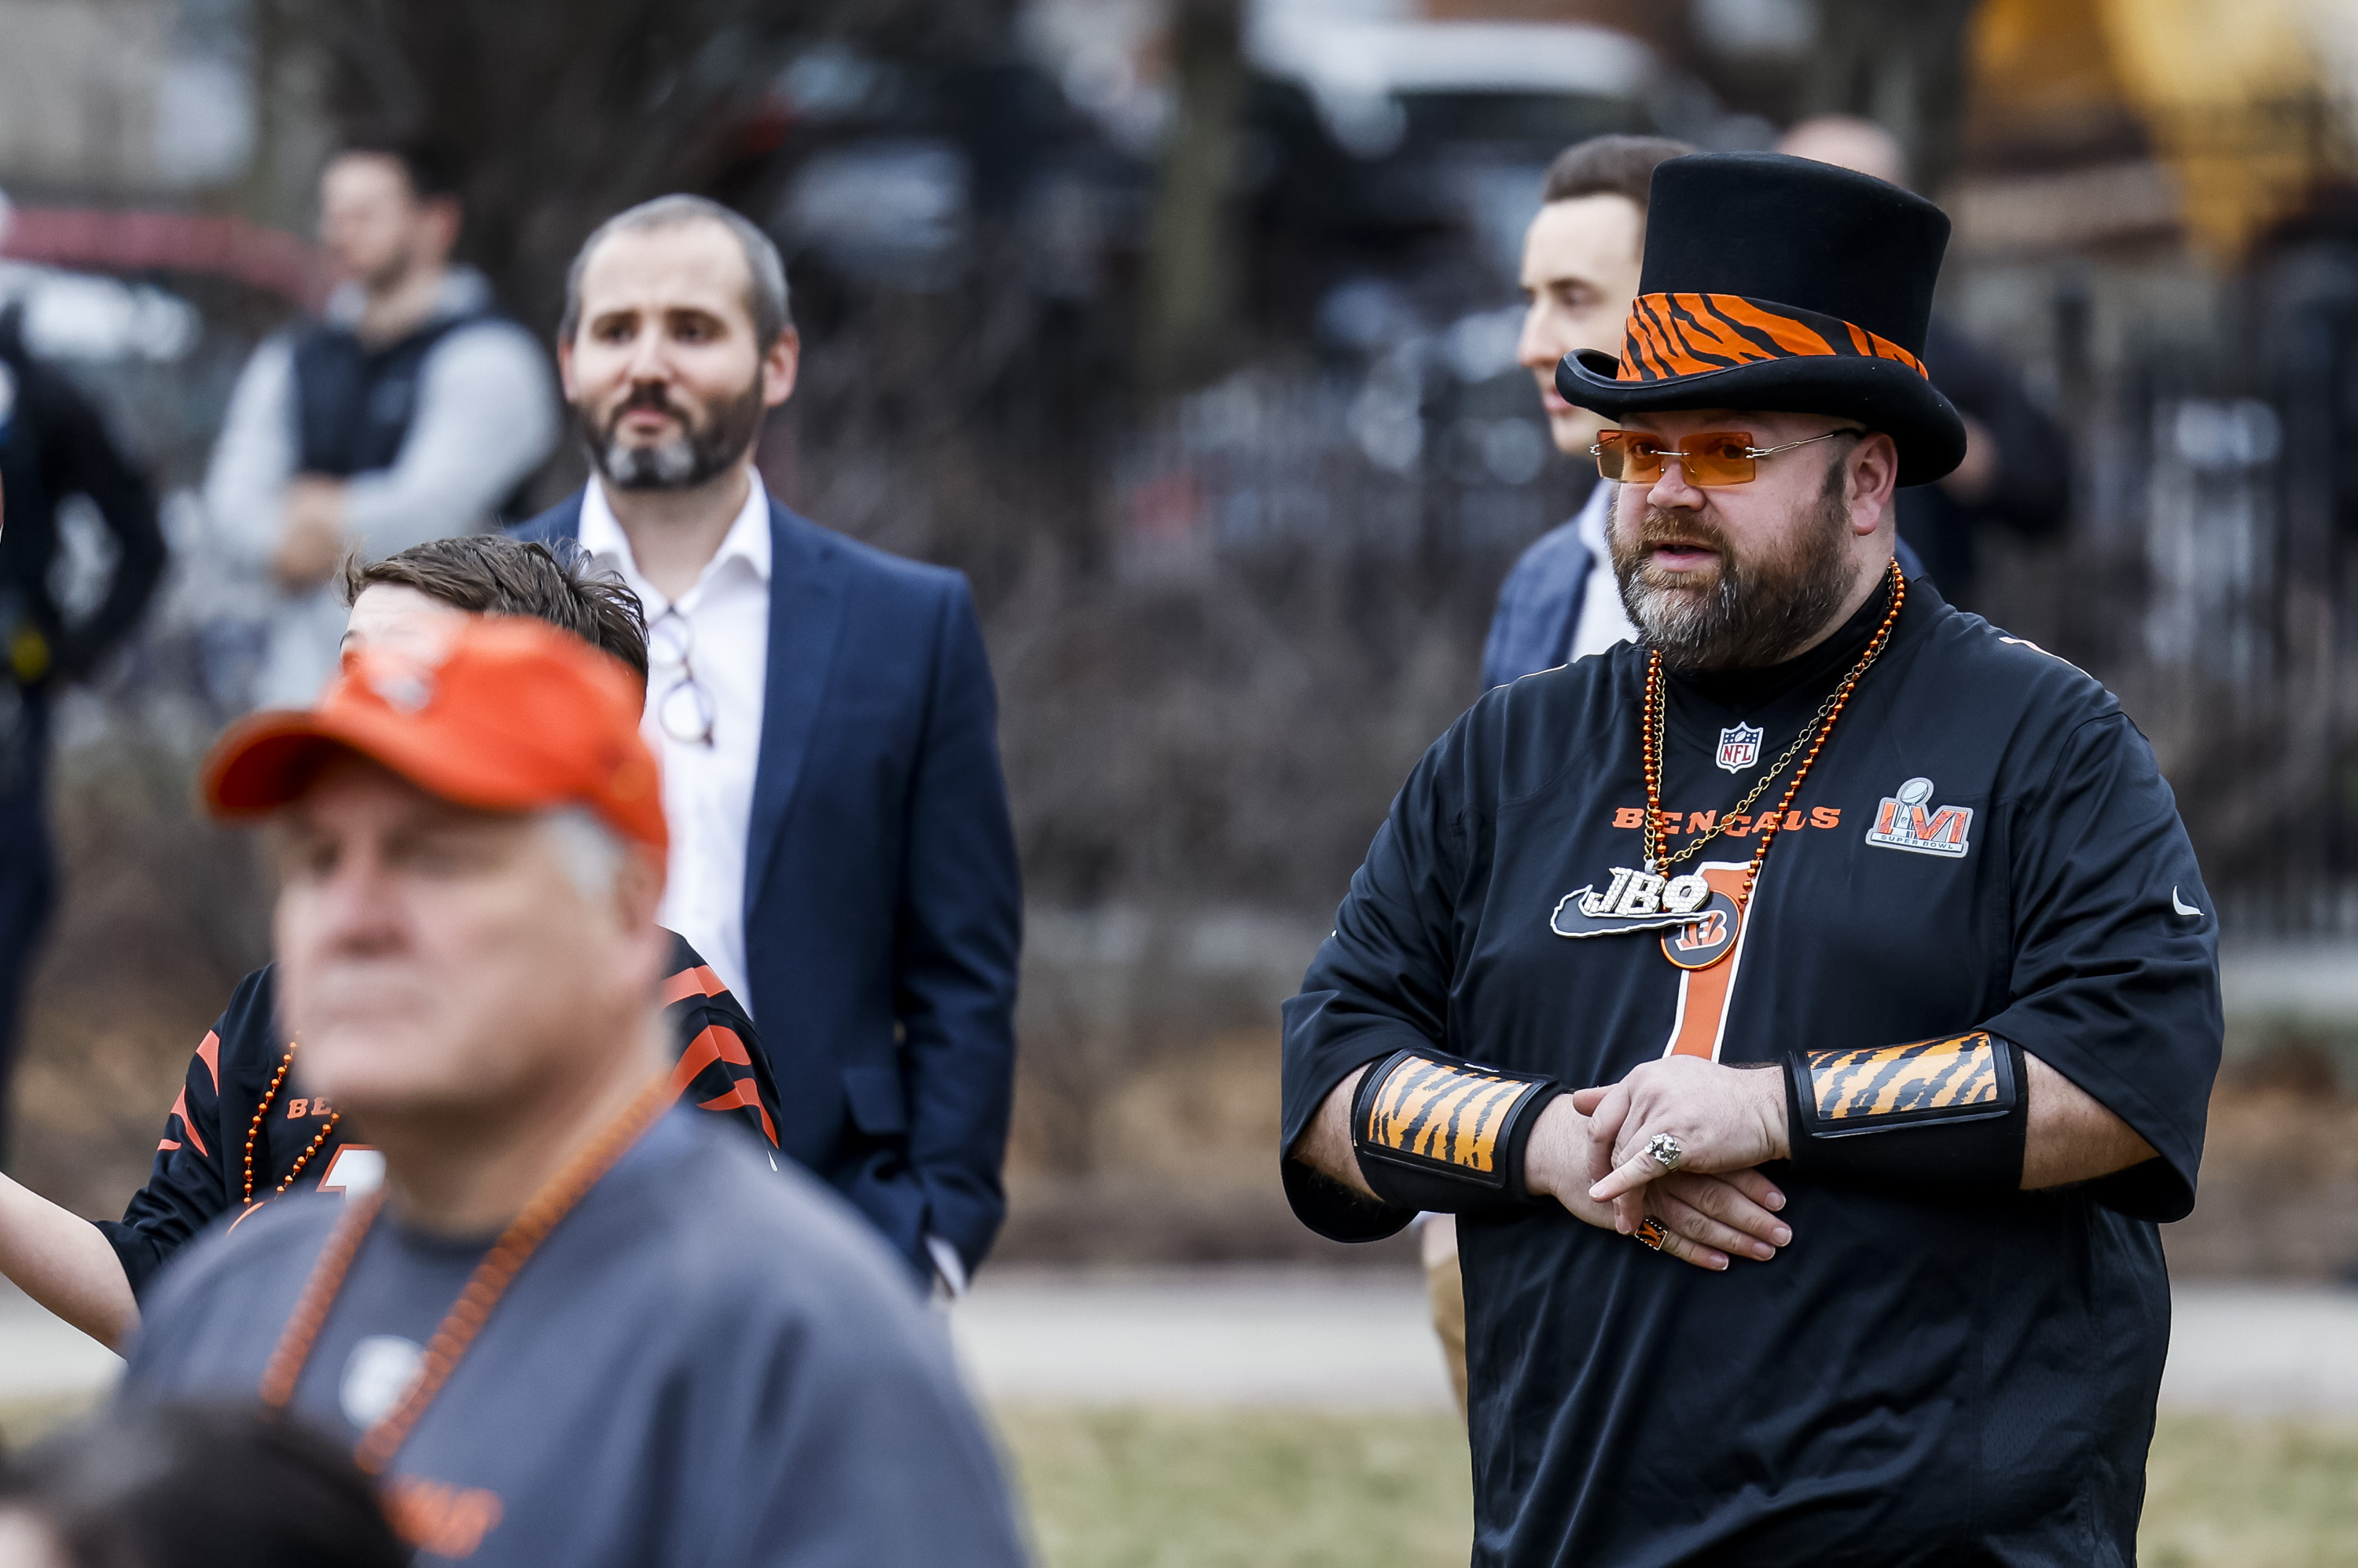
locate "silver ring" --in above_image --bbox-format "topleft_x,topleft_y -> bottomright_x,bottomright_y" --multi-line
1644,1133 -> 1684,1172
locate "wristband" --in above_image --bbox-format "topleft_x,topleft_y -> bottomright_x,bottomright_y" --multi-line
1350,1049 -> 1563,1214
1785,1030 -> 2028,1192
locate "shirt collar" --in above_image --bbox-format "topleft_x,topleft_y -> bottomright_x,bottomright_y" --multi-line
578,472 -> 773,600
1576,480 -> 1614,556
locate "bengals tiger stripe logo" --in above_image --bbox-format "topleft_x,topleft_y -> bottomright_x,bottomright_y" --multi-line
1616,293 -> 1929,386
1360,1057 -> 1544,1175
1802,1031 -> 2007,1128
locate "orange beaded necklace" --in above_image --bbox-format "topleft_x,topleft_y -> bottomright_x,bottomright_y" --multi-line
257,1074 -> 673,1475
242,1041 -> 340,1209
1640,558 -> 1904,924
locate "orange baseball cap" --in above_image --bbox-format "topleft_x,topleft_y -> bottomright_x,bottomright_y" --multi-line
200,615 -> 667,855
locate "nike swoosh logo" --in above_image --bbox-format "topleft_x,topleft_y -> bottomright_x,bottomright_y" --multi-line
2172,886 -> 2202,918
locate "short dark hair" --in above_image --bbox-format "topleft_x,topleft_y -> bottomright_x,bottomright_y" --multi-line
332,131 -> 465,202
0,1403 -> 410,1568
343,534 -> 650,682
560,194 -> 792,350
1540,134 -> 1699,213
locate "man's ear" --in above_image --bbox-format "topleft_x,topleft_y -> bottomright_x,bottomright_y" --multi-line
762,328 -> 801,409
1846,431 -> 1901,536
421,196 -> 463,265
615,843 -> 666,934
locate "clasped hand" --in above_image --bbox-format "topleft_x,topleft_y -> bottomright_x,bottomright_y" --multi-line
1522,1057 -> 1794,1272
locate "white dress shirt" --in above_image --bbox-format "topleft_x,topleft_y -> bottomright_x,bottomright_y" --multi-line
578,475 -> 771,1007
1568,481 -> 1639,663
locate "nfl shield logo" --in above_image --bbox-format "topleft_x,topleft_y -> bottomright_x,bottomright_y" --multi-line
1715,723 -> 1763,773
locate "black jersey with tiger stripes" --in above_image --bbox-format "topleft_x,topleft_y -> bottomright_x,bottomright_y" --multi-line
96,931 -> 782,1299
1280,577 -> 2222,1566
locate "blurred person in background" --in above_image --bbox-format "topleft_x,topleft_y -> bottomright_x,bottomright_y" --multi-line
1777,114 -> 2069,610
119,615 -> 1029,1566
204,135 -> 558,709
0,299 -> 166,1168
514,196 -> 1021,1295
1482,134 -> 1694,696
0,534 -> 781,1352
0,1404 -> 408,1568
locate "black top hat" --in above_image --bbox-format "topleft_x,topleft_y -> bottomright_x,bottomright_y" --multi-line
1555,152 -> 1967,486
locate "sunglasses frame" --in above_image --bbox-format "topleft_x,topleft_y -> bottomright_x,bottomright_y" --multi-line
1590,428 -> 1867,487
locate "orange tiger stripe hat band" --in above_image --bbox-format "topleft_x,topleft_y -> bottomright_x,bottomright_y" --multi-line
1615,292 -> 1929,386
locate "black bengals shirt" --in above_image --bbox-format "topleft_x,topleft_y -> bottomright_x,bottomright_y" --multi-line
97,931 -> 783,1299
1280,577 -> 2221,1568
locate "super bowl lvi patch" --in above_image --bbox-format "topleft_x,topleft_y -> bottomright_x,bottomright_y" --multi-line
1863,777 -> 1972,858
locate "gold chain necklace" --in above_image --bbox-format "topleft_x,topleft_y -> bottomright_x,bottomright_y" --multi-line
1640,559 -> 1904,906
258,1074 -> 673,1474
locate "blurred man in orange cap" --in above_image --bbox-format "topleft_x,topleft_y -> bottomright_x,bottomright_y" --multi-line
0,536 -> 778,1354
112,616 -> 1028,1567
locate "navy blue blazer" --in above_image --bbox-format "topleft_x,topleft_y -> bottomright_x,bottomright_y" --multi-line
513,492 -> 1022,1280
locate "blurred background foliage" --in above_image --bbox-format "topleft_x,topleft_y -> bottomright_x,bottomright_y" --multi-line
8,0 -> 2358,1269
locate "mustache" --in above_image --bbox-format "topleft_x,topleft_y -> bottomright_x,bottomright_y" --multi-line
603,382 -> 685,435
1628,506 -> 1731,558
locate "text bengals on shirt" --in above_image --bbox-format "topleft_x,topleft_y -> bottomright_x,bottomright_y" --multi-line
1611,806 -> 1843,834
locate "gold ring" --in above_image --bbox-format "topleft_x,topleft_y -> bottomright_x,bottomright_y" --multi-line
1633,1217 -> 1669,1251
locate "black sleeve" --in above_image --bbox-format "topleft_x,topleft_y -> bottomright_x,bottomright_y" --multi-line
1983,714 -> 2222,1221
26,361 -> 164,678
93,969 -> 274,1298
1280,717 -> 1478,1241
659,934 -> 784,1151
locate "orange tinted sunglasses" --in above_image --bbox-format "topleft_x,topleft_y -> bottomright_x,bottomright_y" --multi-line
1592,428 -> 1864,487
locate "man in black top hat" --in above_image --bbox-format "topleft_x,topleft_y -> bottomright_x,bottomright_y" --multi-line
1280,153 -> 2219,1565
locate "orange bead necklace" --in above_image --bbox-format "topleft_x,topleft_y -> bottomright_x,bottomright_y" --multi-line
1640,557 -> 1905,909
242,1040 -> 340,1208
257,1074 -> 673,1475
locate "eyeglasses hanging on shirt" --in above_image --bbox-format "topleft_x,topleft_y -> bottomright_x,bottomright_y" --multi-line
647,608 -> 718,748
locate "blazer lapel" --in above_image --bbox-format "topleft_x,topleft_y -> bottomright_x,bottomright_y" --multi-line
744,501 -> 848,923
509,490 -> 585,545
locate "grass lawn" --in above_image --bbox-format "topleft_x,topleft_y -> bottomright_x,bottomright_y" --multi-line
6,1393 -> 2352,1563
991,1406 -> 2358,1568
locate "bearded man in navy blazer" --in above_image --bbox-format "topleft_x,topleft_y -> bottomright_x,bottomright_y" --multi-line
513,195 -> 1019,1292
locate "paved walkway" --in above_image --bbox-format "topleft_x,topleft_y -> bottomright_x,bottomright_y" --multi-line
8,1270 -> 2356,1418
949,1268 -> 2358,1416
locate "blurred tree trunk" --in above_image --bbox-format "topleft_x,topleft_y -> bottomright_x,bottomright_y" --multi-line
1803,0 -> 1978,196
1142,0 -> 1247,394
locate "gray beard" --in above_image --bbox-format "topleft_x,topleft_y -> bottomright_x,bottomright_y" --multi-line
598,433 -> 703,490
1612,483 -> 1857,672
584,378 -> 766,494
